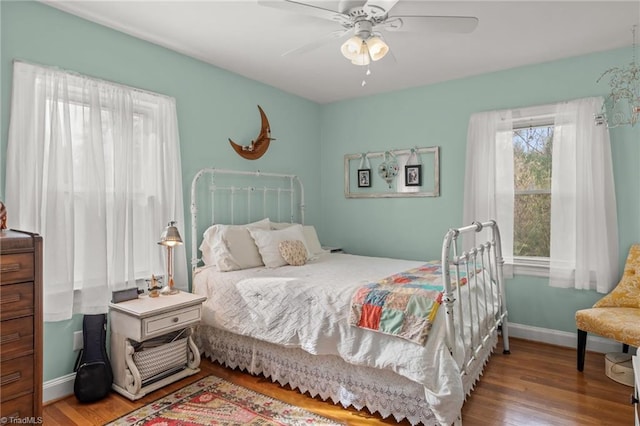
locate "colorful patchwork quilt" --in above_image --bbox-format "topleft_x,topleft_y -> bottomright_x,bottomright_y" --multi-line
349,260 -> 476,345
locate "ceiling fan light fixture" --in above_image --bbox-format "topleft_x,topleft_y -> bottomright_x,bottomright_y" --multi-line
342,36 -> 371,66
341,36 -> 364,61
367,36 -> 389,61
351,45 -> 371,66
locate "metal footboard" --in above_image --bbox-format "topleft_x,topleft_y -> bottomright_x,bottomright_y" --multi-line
441,220 -> 510,377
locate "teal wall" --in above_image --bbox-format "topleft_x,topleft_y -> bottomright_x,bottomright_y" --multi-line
1,1 -> 321,382
320,49 -> 640,334
2,1 -> 639,385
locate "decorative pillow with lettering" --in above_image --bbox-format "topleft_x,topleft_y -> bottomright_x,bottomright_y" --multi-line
279,240 -> 307,266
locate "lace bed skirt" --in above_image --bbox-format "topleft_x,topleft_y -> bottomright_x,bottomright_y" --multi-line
195,325 -> 498,425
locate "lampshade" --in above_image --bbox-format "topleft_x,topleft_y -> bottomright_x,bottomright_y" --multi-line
341,36 -> 364,61
367,36 -> 389,61
351,47 -> 371,66
341,35 -> 388,66
158,221 -> 183,247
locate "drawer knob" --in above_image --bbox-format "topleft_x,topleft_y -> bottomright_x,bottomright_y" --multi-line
0,263 -> 20,273
172,317 -> 179,323
0,263 -> 21,273
1,371 -> 21,386
0,294 -> 21,305
0,332 -> 21,344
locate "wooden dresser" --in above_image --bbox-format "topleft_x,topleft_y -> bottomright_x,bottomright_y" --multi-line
0,230 -> 43,424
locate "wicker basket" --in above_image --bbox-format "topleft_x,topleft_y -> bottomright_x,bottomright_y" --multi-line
605,352 -> 634,387
132,337 -> 188,381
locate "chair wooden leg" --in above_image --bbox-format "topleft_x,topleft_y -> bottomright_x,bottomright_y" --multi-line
577,329 -> 587,372
623,344 -> 629,353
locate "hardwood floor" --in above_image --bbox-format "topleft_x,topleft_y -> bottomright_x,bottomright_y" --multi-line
43,337 -> 635,425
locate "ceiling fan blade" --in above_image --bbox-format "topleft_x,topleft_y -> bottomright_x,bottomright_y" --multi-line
258,0 -> 352,26
338,0 -> 366,14
282,28 -> 351,57
382,15 -> 479,34
364,0 -> 400,15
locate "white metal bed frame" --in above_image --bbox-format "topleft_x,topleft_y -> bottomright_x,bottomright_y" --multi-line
190,168 -> 510,425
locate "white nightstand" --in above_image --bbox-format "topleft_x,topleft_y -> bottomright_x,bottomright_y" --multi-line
109,291 -> 206,400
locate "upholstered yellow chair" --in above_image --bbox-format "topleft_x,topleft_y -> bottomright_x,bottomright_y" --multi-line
575,244 -> 640,371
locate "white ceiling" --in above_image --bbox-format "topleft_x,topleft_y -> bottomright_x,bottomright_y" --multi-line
43,0 -> 640,104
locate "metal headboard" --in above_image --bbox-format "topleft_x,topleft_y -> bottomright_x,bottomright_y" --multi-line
190,168 -> 305,272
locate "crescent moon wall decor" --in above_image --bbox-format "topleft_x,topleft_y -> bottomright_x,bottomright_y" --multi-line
228,105 -> 276,160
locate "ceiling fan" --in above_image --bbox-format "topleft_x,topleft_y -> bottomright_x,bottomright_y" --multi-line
258,0 -> 479,66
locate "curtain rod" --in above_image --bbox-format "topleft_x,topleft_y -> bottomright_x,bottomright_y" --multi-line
13,59 -> 176,103
494,96 -> 604,120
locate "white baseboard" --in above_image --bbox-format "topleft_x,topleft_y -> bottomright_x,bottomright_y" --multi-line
506,322 -> 631,354
43,372 -> 75,404
42,323 -> 632,404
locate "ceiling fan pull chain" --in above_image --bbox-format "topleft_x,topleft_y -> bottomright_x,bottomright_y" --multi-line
362,65 -> 372,87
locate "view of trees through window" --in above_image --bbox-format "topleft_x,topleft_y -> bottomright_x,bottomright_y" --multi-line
513,124 -> 553,257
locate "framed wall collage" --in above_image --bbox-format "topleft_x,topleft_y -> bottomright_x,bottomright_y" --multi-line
344,146 -> 440,199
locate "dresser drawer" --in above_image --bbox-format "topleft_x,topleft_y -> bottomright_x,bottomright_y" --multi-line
0,355 -> 34,402
0,283 -> 34,321
0,316 -> 34,362
0,393 -> 33,423
0,253 -> 34,285
142,305 -> 201,338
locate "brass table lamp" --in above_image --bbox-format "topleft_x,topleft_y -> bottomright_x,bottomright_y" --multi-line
158,221 -> 182,295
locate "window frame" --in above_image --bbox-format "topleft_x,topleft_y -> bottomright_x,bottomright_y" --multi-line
510,112 -> 555,278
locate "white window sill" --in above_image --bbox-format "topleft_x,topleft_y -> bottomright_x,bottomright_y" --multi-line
511,256 -> 550,278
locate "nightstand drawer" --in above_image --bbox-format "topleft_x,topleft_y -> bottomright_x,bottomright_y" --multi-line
142,305 -> 201,338
0,253 -> 34,285
0,355 -> 34,401
0,316 -> 34,362
0,283 -> 34,321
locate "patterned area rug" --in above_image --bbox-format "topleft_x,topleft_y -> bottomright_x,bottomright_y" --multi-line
106,375 -> 343,425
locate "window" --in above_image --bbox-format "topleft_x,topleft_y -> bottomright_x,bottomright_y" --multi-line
6,61 -> 186,321
63,98 -> 159,289
512,123 -> 553,259
464,98 -> 618,291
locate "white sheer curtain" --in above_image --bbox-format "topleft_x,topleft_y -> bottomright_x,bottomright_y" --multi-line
5,61 -> 187,321
549,97 -> 618,293
462,109 -> 514,276
463,97 -> 618,292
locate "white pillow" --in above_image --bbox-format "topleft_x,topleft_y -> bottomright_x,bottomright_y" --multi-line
199,218 -> 270,269
215,226 -> 263,271
270,221 -> 293,230
302,225 -> 324,256
270,223 -> 324,257
249,224 -> 311,268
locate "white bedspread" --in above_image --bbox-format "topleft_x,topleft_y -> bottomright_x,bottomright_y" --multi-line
193,252 -> 495,425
